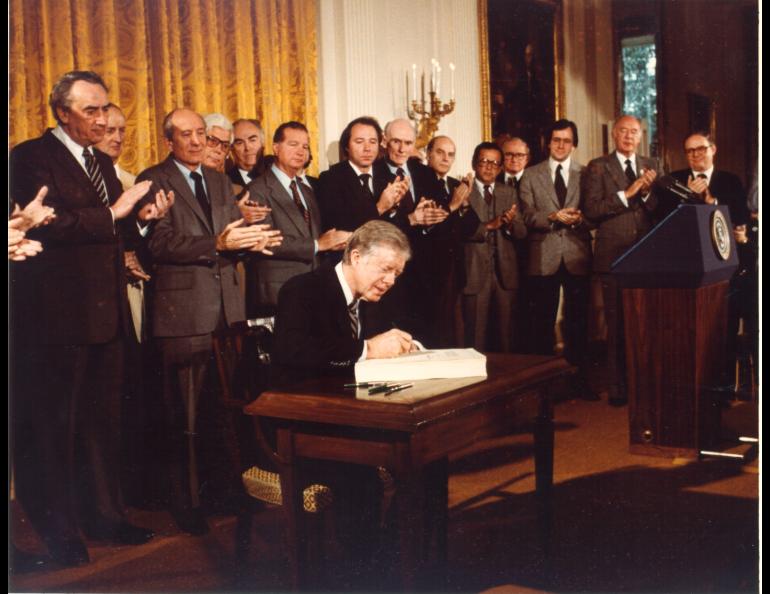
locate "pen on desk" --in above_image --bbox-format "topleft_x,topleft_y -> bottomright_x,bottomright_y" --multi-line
345,382 -> 388,388
384,383 -> 413,396
368,384 -> 393,395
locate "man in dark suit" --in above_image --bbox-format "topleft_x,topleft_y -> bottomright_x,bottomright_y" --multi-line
274,219 -> 416,379
671,132 -> 751,392
371,119 -> 448,336
423,135 -> 479,347
137,108 -> 280,535
582,114 -> 663,405
245,121 -> 351,317
519,120 -> 596,399
317,116 -> 411,235
462,142 -> 527,352
9,71 -> 170,567
497,136 -> 530,189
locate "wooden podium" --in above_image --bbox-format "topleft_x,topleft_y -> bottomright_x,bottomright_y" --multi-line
611,205 -> 738,458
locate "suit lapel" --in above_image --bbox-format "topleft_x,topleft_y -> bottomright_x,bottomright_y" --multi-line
203,167 -> 229,233
267,170 -> 309,236
607,154 -> 629,192
162,157 -> 213,232
535,163 -> 560,210
565,161 -> 581,208
44,130 -> 103,206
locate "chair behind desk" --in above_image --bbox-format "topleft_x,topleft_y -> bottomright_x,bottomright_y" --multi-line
210,319 -> 334,572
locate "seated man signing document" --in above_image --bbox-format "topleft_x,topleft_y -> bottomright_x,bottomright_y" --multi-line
274,220 -> 417,381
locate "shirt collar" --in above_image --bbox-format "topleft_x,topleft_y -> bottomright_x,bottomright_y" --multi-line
549,156 -> 571,176
348,161 -> 370,177
475,178 -> 495,194
692,166 -> 714,181
51,125 -> 91,168
335,261 -> 357,307
173,158 -> 204,179
614,151 -> 636,170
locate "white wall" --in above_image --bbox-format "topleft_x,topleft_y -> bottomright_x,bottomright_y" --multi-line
316,0 -> 483,175
561,0 -> 615,165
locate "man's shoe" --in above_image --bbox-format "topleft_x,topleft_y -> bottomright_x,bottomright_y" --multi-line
173,508 -> 210,536
46,536 -> 90,568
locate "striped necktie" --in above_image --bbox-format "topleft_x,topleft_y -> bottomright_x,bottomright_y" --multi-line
82,148 -> 109,205
289,179 -> 311,230
348,300 -> 360,339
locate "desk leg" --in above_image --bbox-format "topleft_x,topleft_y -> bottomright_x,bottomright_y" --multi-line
276,428 -> 307,591
533,393 -> 554,554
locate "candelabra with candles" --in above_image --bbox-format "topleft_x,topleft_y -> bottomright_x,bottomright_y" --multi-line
406,59 -> 456,150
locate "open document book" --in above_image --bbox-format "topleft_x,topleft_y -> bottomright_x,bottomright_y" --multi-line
354,348 -> 487,383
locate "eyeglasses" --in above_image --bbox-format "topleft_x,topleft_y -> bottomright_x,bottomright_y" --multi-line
685,145 -> 711,156
206,135 -> 231,150
477,158 -> 501,167
504,152 -> 529,159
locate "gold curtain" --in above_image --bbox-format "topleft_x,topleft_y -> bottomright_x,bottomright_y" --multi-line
9,0 -> 320,175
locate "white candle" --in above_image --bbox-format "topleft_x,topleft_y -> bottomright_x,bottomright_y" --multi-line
412,64 -> 417,102
449,63 -> 456,101
436,66 -> 441,97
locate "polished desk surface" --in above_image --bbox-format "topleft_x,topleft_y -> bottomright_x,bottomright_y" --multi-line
244,353 -> 573,433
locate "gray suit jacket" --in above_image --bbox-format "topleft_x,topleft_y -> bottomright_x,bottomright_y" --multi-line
462,182 -> 527,293
138,156 -> 245,337
245,167 -> 322,308
519,159 -> 592,276
582,152 -> 662,273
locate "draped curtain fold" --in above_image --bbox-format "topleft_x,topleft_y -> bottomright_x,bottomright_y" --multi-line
9,0 -> 320,175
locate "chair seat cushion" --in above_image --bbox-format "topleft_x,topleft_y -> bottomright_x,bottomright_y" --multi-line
241,466 -> 333,513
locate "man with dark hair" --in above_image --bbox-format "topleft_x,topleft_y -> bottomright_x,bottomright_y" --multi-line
137,107 -> 281,535
245,120 -> 351,317
461,142 -> 527,352
582,114 -> 663,405
519,119 -> 596,398
9,70 -> 172,567
317,116 -> 409,235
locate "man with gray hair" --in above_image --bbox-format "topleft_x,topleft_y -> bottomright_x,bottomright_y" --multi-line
10,70 -> 172,567
202,113 -> 233,172
274,219 -> 417,381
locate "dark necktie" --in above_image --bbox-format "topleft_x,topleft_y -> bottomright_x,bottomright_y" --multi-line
348,300 -> 360,339
624,159 -> 636,185
82,148 -> 109,205
395,167 -> 415,212
483,185 -> 495,233
697,173 -> 708,181
506,177 -> 514,187
189,171 -> 212,226
554,164 -> 567,207
359,173 -> 374,200
289,179 -> 311,230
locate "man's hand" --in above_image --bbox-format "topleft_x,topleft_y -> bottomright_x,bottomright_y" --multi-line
237,192 -> 271,224
624,168 -> 657,200
500,203 -> 519,228
376,177 -> 410,214
317,228 -> 352,252
246,223 -> 283,255
448,174 -> 473,212
366,328 -> 414,359
548,207 -> 582,226
734,224 -> 748,244
216,218 -> 281,251
10,186 -> 56,231
125,250 -> 151,281
8,224 -> 43,261
137,188 -> 175,222
110,180 -> 153,220
409,198 -> 449,226
687,175 -> 716,204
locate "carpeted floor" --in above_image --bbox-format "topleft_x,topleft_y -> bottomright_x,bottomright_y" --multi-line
9,395 -> 758,594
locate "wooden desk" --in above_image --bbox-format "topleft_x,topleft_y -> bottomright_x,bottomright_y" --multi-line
244,354 -> 573,590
